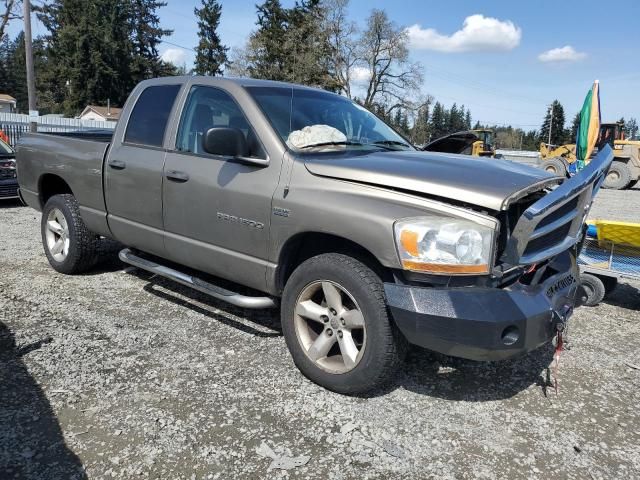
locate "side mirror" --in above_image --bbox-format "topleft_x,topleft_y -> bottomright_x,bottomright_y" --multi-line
202,127 -> 249,157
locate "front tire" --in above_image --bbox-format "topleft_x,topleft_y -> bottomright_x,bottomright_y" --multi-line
603,161 -> 632,190
580,273 -> 606,306
540,157 -> 567,176
41,194 -> 98,274
281,253 -> 404,395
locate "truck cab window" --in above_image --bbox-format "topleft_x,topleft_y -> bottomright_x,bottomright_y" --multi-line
124,84 -> 181,147
176,86 -> 266,159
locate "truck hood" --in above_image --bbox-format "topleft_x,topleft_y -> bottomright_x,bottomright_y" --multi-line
304,150 -> 560,211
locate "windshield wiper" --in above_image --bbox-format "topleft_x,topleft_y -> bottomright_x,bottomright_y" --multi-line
371,140 -> 412,150
298,141 -> 364,149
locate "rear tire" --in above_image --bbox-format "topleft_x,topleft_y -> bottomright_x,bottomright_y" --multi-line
281,253 -> 405,395
603,161 -> 632,190
580,273 -> 606,306
41,194 -> 99,274
540,157 -> 567,176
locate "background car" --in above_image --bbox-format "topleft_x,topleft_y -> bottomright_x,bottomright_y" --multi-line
0,138 -> 19,200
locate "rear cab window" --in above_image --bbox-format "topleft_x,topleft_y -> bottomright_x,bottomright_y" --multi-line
124,84 -> 181,147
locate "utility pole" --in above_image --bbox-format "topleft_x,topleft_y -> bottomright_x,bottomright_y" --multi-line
547,102 -> 554,146
23,0 -> 37,133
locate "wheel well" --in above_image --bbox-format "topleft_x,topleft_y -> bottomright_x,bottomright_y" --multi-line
39,174 -> 73,208
276,232 -> 391,293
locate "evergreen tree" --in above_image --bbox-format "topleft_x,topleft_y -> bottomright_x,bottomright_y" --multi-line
411,102 -> 430,145
36,0 -> 175,115
448,103 -> 459,132
429,102 -> 446,139
626,117 -> 638,139
246,0 -> 333,88
570,112 -> 581,143
0,35 -> 10,94
247,0 -> 288,80
464,108 -> 472,130
539,100 -> 566,145
194,0 -> 228,76
129,0 -> 175,83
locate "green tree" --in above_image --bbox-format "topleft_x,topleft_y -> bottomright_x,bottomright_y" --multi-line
246,0 -> 287,80
36,0 -> 174,115
626,117 -> 638,139
429,102 -> 446,140
411,100 -> 430,145
129,0 -> 175,83
570,112 -> 580,143
194,0 -> 228,76
539,100 -> 566,145
464,108 -> 472,130
242,0 -> 333,88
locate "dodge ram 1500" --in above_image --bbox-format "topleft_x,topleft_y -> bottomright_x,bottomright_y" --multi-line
17,76 -> 613,394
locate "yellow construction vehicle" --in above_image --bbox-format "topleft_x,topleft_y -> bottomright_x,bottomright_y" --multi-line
423,129 -> 497,157
538,122 -> 640,189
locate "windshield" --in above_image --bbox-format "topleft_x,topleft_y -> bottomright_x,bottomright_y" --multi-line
482,132 -> 494,150
246,86 -> 413,152
0,138 -> 13,155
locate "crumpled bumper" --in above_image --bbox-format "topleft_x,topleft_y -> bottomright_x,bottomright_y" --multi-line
385,251 -> 580,361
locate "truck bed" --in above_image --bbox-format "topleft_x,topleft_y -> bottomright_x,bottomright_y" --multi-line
44,129 -> 114,143
16,132 -> 111,235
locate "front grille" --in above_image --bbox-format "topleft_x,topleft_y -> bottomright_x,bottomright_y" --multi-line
523,222 -> 572,256
537,196 -> 579,228
0,183 -> 19,198
499,146 -> 612,266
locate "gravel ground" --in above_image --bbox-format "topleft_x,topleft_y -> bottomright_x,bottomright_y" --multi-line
1,187 -> 639,480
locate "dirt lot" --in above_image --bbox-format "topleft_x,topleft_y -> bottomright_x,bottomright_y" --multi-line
1,187 -> 639,479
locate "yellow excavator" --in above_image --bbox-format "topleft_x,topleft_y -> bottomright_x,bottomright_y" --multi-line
540,122 -> 640,189
422,129 -> 497,157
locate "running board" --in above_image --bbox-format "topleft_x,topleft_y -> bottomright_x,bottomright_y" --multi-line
118,248 -> 277,309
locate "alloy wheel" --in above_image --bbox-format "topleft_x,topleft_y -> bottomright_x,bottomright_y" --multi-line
293,280 -> 366,374
45,208 -> 70,262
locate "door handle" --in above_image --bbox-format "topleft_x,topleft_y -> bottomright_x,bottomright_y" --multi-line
165,170 -> 189,182
108,160 -> 126,170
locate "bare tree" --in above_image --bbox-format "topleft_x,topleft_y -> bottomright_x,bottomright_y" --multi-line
226,45 -> 251,77
359,9 -> 423,117
1,0 -> 21,40
323,0 -> 358,98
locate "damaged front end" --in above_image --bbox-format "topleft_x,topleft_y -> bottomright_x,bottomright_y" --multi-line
385,146 -> 614,361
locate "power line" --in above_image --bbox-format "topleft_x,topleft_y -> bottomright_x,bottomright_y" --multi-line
160,39 -> 196,52
425,66 -> 549,105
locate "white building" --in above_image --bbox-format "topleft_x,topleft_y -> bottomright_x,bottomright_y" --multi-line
0,94 -> 17,113
79,105 -> 122,122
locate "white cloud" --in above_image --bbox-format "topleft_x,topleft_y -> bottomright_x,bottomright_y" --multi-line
406,14 -> 522,53
160,48 -> 187,66
538,45 -> 587,63
350,66 -> 371,83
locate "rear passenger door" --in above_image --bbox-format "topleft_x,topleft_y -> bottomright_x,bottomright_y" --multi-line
105,83 -> 182,257
161,84 -> 282,292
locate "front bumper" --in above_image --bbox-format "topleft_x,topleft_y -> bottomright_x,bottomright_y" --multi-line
385,251 -> 580,361
0,177 -> 19,199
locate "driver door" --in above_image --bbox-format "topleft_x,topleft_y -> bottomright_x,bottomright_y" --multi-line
161,84 -> 282,292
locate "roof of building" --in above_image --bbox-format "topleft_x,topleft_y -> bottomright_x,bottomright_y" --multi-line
0,94 -> 16,103
80,105 -> 123,120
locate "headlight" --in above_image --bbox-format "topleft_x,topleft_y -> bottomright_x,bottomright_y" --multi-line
394,217 -> 496,275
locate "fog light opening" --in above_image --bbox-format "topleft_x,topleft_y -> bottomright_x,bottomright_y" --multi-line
501,326 -> 520,346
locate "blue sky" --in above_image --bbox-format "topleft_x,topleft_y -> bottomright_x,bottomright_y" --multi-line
9,0 -> 640,129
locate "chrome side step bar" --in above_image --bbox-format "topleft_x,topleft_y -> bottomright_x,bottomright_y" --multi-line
118,248 -> 277,309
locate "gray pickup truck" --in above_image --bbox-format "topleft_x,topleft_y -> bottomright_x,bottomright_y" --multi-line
17,76 -> 612,394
